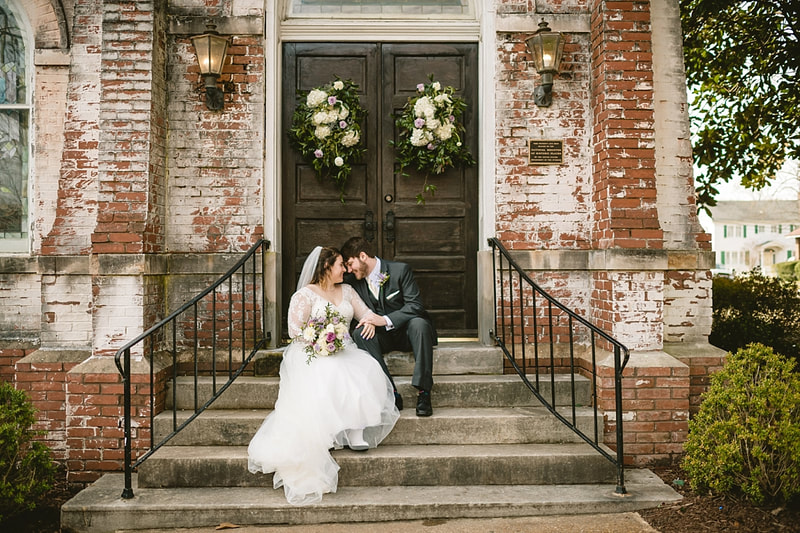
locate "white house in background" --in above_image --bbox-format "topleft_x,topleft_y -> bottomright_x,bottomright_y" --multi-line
709,200 -> 800,275
789,228 -> 800,260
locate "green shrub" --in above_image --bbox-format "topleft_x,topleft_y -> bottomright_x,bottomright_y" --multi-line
0,382 -> 57,521
682,343 -> 800,504
775,260 -> 798,283
709,268 -> 800,365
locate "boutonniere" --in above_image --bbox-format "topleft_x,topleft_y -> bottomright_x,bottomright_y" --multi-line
377,272 -> 390,287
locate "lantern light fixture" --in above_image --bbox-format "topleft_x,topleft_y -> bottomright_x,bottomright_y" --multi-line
191,23 -> 229,111
525,20 -> 565,107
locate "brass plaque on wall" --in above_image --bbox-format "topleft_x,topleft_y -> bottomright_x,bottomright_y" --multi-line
528,140 -> 563,165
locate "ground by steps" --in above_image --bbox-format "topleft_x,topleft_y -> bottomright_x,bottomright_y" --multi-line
61,342 -> 681,532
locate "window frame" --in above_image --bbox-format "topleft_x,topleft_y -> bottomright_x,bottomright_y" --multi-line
0,0 -> 33,254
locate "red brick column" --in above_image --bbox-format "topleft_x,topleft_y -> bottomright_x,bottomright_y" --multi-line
666,345 -> 728,415
589,0 -> 665,351
14,350 -> 87,463
93,1 -> 166,256
0,340 -> 39,383
65,357 -> 167,485
590,0 -> 661,250
597,351 -> 689,466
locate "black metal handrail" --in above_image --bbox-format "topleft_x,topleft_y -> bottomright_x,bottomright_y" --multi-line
114,239 -> 270,499
488,237 -> 630,494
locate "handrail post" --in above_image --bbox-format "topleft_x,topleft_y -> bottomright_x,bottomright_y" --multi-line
614,344 -> 627,494
121,347 -> 134,499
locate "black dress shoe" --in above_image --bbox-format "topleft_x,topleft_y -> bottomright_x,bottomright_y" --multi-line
394,391 -> 404,411
416,390 -> 432,417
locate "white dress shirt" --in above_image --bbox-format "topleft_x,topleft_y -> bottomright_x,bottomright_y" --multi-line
368,258 -> 394,330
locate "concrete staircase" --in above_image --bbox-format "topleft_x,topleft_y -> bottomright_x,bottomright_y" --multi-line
61,342 -> 681,532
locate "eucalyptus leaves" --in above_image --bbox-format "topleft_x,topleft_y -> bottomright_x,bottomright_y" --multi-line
288,78 -> 366,201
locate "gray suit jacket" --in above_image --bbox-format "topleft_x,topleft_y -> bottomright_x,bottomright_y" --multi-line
344,259 -> 437,341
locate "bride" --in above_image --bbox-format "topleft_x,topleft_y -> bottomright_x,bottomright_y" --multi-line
247,246 -> 400,505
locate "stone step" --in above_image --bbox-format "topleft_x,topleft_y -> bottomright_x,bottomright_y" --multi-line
252,341 -> 504,377
62,470 -> 682,533
167,373 -> 592,410
153,406 -> 601,446
136,443 -> 617,488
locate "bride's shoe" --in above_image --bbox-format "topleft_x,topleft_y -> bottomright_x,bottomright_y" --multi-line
346,428 -> 369,451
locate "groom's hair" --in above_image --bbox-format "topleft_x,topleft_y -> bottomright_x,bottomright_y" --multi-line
340,237 -> 374,261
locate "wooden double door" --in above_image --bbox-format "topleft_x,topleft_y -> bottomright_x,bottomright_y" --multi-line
281,42 -> 479,337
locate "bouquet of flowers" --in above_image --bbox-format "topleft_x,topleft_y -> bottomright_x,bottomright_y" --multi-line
392,76 -> 476,203
297,303 -> 351,364
288,78 -> 366,202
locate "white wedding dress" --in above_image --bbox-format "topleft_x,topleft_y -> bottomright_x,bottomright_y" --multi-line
247,284 -> 400,505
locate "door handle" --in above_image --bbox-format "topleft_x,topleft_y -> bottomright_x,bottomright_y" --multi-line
383,210 -> 395,243
364,210 -> 375,242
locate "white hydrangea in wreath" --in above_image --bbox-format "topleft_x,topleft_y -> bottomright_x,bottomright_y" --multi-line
392,76 -> 476,203
288,78 -> 366,201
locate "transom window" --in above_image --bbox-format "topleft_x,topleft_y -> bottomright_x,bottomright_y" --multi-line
285,0 -> 474,18
0,0 -> 30,253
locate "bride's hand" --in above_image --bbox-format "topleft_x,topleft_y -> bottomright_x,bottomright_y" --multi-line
358,322 -> 376,340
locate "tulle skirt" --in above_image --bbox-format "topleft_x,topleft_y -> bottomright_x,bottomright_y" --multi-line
247,340 -> 399,505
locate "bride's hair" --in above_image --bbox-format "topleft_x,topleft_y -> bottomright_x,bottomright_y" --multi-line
310,247 -> 341,285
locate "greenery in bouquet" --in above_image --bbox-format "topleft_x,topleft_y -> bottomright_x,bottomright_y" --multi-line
392,76 -> 475,203
288,78 -> 366,201
298,304 -> 351,364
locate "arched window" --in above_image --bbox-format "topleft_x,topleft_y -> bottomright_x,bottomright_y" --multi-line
0,0 -> 30,252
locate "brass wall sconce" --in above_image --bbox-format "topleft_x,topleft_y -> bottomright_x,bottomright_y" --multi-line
191,23 -> 229,111
525,20 -> 565,107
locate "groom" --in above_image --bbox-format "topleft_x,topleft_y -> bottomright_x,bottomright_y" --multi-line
340,236 -> 437,417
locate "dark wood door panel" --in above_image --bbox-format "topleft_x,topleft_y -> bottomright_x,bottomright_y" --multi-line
295,165 -> 369,204
381,43 -> 478,334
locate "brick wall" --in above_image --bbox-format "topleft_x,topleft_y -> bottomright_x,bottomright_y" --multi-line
14,350 -> 87,462
590,0 -> 662,251
0,341 -> 39,384
664,269 -> 713,343
495,25 -> 594,251
598,351 -> 690,466
650,0 -> 710,252
32,52 -> 70,254
166,31 -> 264,253
40,0 -> 102,257
0,258 -> 40,340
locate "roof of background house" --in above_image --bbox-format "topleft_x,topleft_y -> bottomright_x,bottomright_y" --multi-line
710,200 -> 800,223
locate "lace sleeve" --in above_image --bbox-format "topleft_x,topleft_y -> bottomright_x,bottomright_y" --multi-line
287,288 -> 312,339
345,284 -> 377,323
